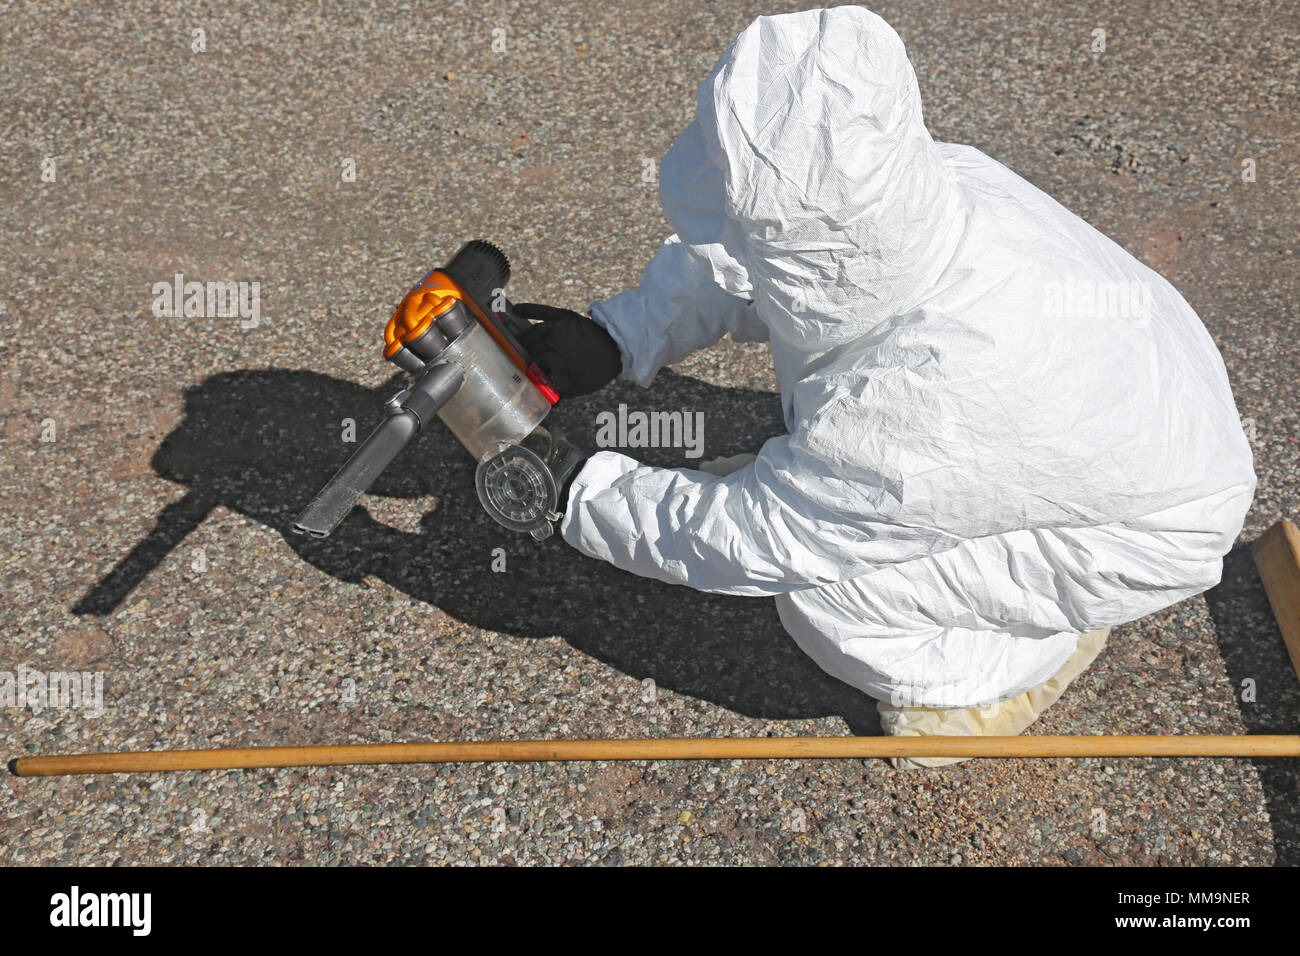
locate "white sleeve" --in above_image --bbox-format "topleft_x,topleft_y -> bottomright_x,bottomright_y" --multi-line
589,235 -> 769,386
561,435 -> 962,597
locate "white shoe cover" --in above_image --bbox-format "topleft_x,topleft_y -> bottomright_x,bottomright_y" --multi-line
877,628 -> 1111,770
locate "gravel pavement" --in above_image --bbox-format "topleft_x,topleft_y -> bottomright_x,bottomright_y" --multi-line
1,0 -> 1297,865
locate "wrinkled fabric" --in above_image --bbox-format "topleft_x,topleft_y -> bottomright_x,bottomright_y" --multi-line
564,7 -> 1256,708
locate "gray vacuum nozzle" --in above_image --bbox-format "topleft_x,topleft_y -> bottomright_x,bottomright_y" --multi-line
291,410 -> 421,538
292,362 -> 464,537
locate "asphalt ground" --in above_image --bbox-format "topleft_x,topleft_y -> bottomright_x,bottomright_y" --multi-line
1,0 -> 1297,865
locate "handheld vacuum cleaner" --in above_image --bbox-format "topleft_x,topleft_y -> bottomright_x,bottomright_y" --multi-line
292,240 -> 585,541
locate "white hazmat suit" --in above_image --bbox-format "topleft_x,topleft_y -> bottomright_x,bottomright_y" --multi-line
561,7 -> 1256,715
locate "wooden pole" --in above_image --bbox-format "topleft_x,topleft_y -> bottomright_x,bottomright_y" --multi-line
14,522 -> 1298,779
1253,519 -> 1300,685
10,734 -> 1300,776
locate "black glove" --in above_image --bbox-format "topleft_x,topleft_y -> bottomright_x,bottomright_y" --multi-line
514,303 -> 622,398
554,444 -> 589,517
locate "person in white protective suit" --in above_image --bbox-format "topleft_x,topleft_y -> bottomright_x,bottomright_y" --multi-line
514,6 -> 1256,768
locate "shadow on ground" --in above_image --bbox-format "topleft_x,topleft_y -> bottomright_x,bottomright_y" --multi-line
1205,544 -> 1300,866
73,367 -> 881,735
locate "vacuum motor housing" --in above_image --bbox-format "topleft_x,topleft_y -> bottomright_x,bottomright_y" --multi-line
293,240 -> 581,540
